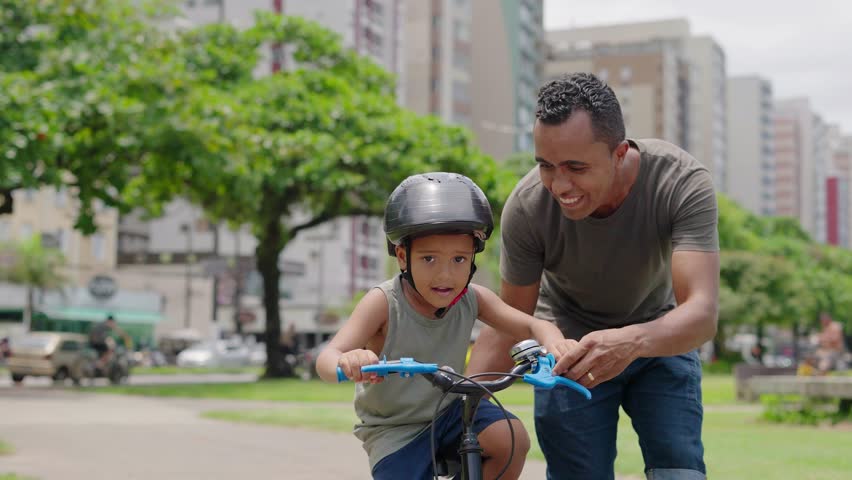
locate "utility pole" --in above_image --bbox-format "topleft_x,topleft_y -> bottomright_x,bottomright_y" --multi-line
211,223 -> 220,323
232,228 -> 243,336
180,223 -> 194,328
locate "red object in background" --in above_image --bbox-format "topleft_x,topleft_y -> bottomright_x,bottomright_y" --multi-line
826,177 -> 839,245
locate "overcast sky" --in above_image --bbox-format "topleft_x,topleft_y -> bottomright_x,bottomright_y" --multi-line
544,0 -> 852,133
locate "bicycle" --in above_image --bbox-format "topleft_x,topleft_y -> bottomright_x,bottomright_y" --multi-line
337,339 -> 592,480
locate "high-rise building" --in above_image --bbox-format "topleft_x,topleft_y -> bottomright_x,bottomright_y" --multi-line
774,98 -> 831,242
469,0 -> 544,159
827,127 -> 851,247
546,38 -> 689,148
546,19 -> 727,190
727,76 -> 775,216
402,0 -> 473,126
183,0 -> 404,90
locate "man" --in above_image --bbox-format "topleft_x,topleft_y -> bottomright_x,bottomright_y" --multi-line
815,312 -> 846,372
88,314 -> 126,371
467,73 -> 719,479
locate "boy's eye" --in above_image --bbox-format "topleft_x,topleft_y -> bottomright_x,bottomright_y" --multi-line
422,255 -> 435,263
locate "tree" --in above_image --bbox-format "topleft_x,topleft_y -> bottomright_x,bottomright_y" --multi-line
127,13 -> 516,377
0,0 -> 182,231
0,237 -> 66,330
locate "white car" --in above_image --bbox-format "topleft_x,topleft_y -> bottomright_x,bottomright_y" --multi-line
176,340 -> 266,368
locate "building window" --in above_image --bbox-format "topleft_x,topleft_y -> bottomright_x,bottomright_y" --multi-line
92,234 -> 105,261
620,66 -> 632,83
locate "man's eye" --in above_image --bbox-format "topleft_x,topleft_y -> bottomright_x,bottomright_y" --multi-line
538,163 -> 553,170
453,256 -> 467,264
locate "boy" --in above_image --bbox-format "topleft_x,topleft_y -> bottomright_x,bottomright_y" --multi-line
317,172 -> 576,480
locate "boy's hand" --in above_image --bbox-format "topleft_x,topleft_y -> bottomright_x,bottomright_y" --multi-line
544,339 -> 580,364
338,349 -> 383,384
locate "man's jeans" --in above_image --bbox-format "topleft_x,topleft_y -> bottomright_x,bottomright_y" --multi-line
534,350 -> 706,480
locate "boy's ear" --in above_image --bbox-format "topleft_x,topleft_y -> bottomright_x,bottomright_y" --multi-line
395,244 -> 407,270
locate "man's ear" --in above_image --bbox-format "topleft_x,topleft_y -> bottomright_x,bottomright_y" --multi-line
614,140 -> 629,164
395,244 -> 407,270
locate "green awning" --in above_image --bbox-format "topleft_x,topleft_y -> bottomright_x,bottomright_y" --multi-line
40,307 -> 164,325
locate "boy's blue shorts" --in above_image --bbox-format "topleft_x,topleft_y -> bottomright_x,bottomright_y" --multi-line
371,398 -> 518,480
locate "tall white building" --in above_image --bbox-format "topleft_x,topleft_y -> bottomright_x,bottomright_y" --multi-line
546,19 -> 727,189
774,98 -> 830,242
402,0 -> 473,127
727,76 -> 774,215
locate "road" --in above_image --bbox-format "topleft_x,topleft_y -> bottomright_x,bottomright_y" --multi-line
0,386 -> 553,479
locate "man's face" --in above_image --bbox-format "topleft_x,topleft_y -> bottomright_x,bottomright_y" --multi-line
396,234 -> 475,309
534,111 -> 624,220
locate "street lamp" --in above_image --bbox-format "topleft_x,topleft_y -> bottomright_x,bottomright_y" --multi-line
180,223 -> 194,328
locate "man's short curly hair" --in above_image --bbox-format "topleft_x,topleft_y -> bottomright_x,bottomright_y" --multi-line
536,73 -> 625,151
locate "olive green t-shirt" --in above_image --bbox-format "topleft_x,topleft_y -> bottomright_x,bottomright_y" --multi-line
500,139 -> 718,340
353,275 -> 478,470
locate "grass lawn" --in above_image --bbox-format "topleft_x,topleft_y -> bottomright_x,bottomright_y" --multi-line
102,373 -> 849,478
97,373 -> 738,406
0,440 -> 12,455
132,366 -> 262,376
204,406 -> 851,479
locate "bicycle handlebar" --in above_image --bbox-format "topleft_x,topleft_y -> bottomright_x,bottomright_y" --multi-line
336,353 -> 591,400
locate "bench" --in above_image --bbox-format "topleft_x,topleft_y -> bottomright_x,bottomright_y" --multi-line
748,375 -> 852,414
733,363 -> 797,401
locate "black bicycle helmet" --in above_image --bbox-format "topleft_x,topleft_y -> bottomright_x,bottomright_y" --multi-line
384,172 -> 494,256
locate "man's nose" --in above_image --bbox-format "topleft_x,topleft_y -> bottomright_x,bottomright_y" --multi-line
551,171 -> 575,194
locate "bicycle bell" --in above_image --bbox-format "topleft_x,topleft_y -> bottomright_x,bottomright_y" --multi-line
510,339 -> 543,363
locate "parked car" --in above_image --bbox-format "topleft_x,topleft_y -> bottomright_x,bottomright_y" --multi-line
6,332 -> 89,385
176,339 -> 266,368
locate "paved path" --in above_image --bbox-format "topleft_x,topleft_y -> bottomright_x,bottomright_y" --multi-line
0,387 -> 554,479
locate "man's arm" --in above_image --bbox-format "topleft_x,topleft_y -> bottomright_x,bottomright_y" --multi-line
466,280 -> 541,376
555,250 -> 719,386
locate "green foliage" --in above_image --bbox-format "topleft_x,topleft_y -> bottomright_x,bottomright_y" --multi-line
716,194 -> 852,336
0,236 -> 66,289
761,394 -> 850,426
0,0 -> 182,232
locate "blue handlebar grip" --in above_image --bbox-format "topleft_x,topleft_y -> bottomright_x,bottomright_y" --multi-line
336,367 -> 348,383
361,357 -> 439,377
523,353 -> 592,400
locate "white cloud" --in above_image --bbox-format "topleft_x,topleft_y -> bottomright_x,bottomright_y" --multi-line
544,0 -> 852,131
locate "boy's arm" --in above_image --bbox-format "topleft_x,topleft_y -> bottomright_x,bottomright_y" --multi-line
471,284 -> 575,361
316,288 -> 388,383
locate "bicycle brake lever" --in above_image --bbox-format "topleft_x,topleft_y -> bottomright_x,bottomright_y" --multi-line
523,353 -> 592,400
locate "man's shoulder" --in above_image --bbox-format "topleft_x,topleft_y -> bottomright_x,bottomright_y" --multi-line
634,138 -> 708,176
508,167 -> 550,208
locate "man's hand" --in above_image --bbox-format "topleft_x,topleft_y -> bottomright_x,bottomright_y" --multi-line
552,328 -> 642,388
544,338 -> 580,363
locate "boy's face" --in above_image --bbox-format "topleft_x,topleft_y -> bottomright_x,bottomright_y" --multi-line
396,234 -> 475,309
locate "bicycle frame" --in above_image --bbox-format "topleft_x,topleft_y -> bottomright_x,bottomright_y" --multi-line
337,339 -> 591,480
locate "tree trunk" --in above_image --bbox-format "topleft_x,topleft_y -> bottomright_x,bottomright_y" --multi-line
24,285 -> 33,331
257,217 -> 294,379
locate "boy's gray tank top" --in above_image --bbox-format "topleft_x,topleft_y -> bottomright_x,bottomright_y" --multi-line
353,275 -> 478,470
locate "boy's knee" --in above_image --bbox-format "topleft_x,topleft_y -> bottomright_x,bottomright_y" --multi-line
481,419 -> 530,459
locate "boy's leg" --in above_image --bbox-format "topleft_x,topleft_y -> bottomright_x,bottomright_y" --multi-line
534,378 -> 623,479
473,399 -> 529,480
371,400 -> 466,480
622,351 -> 705,480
